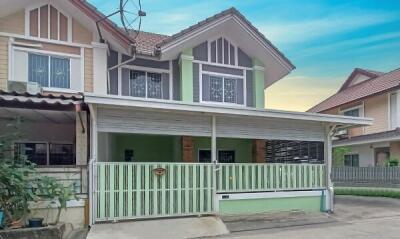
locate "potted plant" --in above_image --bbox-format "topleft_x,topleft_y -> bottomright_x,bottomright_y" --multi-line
387,157 -> 399,167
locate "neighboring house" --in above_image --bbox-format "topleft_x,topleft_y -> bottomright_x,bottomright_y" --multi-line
0,0 -> 370,227
309,67 -> 400,167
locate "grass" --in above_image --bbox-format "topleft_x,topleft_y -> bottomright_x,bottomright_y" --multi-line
335,187 -> 400,199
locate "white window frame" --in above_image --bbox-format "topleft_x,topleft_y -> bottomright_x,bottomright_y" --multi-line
25,2 -> 72,42
388,91 -> 400,130
340,105 -> 364,117
28,51 -> 72,90
200,71 -> 245,106
12,46 -> 81,93
128,69 -> 165,99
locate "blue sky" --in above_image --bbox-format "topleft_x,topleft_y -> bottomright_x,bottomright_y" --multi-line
89,0 -> 400,111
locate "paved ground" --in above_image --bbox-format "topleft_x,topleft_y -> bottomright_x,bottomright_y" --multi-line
213,196 -> 400,239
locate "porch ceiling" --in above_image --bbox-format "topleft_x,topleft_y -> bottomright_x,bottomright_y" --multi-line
0,107 -> 75,124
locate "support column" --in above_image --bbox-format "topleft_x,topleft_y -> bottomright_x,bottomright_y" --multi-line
92,42 -> 108,95
211,116 -> 217,163
88,104 -> 97,225
324,124 -> 334,213
182,136 -> 195,162
253,139 -> 266,163
179,48 -> 194,102
252,58 -> 265,109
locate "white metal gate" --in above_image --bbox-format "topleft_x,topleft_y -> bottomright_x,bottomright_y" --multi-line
92,162 -> 215,222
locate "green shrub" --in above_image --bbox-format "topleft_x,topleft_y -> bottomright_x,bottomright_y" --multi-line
335,187 -> 400,199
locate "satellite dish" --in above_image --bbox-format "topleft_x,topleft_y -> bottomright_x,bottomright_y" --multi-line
119,0 -> 146,40
96,0 -> 146,43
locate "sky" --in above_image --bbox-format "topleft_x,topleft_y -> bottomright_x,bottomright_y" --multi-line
89,0 -> 400,112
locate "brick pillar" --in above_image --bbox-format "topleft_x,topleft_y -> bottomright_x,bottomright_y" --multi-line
253,139 -> 266,163
182,136 -> 195,162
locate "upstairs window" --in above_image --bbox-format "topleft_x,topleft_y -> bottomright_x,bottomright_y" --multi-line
342,106 -> 363,117
129,70 -> 168,99
28,53 -> 70,89
202,74 -> 244,105
28,4 -> 69,41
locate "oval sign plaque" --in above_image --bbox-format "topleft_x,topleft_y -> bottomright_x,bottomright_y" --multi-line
153,167 -> 166,176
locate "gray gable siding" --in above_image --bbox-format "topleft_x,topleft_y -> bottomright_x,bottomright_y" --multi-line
108,50 -> 119,95
193,63 -> 200,102
238,48 -> 252,67
193,42 -> 208,61
121,68 -> 130,96
122,55 -> 170,70
202,64 -> 243,76
172,59 -> 181,100
246,70 -> 253,107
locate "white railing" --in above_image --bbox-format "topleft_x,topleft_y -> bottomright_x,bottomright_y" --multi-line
332,167 -> 400,183
217,163 -> 325,193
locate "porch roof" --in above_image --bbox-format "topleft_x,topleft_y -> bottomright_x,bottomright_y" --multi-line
84,93 -> 372,128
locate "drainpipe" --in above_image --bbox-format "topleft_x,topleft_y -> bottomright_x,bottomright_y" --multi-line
325,124 -> 337,213
88,104 -> 98,226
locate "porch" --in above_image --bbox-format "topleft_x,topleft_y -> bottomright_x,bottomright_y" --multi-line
86,94 -> 372,224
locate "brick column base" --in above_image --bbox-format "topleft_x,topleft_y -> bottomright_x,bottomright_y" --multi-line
390,142 -> 400,159
253,139 -> 266,163
182,136 -> 195,162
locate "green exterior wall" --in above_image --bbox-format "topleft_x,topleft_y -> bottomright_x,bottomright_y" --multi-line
193,137 -> 253,163
180,48 -> 194,102
252,58 -> 265,109
111,134 -> 182,162
219,196 -> 325,215
108,134 -> 253,163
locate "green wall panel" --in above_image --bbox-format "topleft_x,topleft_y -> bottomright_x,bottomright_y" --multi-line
180,48 -> 194,102
193,137 -> 253,163
112,134 -> 182,162
219,196 -> 324,215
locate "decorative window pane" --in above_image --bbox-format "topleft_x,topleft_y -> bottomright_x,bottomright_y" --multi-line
147,73 -> 162,99
210,76 -> 223,102
224,78 -> 237,103
28,54 -> 49,87
218,150 -> 235,163
49,144 -> 75,165
14,143 -> 47,165
129,71 -> 146,97
50,57 -> 70,88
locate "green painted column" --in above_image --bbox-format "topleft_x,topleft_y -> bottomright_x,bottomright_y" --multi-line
252,58 -> 265,109
180,48 -> 194,102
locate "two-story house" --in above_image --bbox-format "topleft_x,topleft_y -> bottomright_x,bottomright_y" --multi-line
0,0 -> 370,227
309,67 -> 400,167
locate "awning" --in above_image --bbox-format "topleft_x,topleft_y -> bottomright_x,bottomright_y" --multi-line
0,90 -> 84,111
85,93 -> 373,141
334,128 -> 400,147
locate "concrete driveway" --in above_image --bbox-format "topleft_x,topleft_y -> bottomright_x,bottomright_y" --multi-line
215,196 -> 400,239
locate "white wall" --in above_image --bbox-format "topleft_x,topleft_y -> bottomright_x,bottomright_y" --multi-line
347,142 -> 390,167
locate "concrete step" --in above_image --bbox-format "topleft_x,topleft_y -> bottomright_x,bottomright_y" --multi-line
87,216 -> 229,239
222,211 -> 337,233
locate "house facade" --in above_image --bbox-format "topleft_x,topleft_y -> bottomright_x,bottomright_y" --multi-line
0,0 -> 370,227
309,68 -> 400,167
